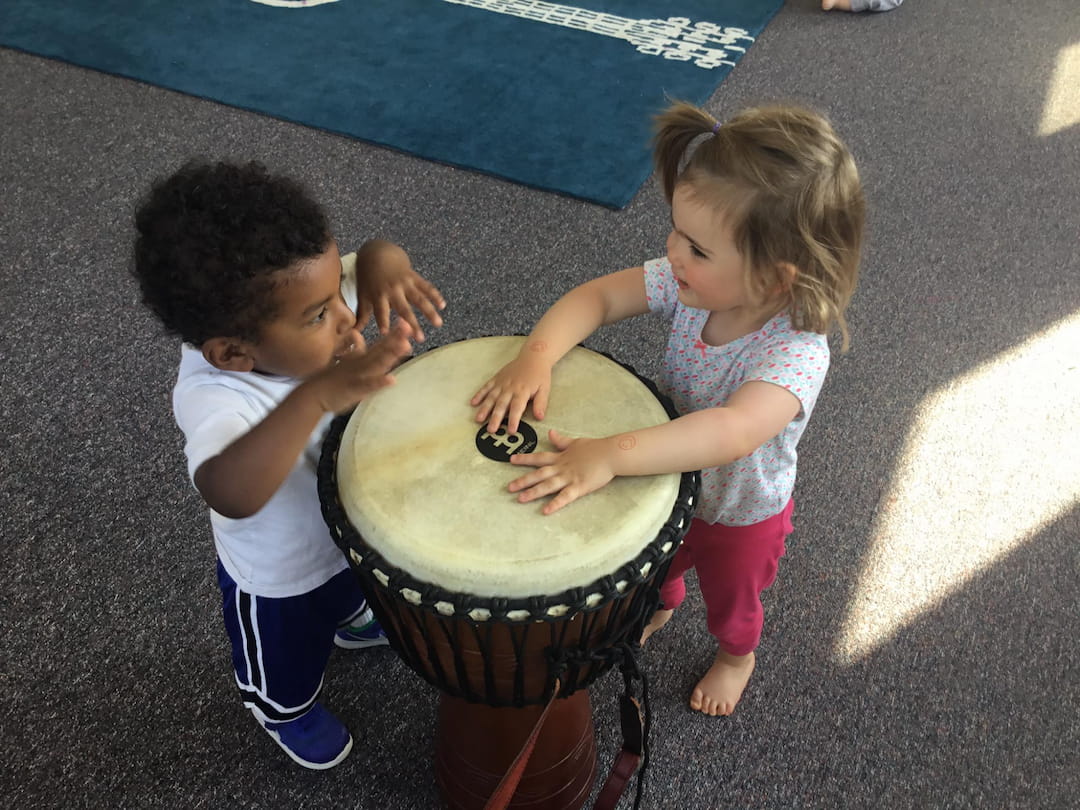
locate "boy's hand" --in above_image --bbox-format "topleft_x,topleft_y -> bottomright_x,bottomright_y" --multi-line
354,240 -> 445,342
507,429 -> 617,515
471,353 -> 553,435
308,322 -> 413,414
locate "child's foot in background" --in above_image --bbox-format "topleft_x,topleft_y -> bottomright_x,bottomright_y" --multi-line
823,0 -> 905,11
640,608 -> 674,645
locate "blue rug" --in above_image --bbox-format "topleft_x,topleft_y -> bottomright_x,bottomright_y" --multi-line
0,0 -> 783,208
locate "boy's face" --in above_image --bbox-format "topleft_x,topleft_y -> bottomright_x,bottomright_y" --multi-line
248,242 -> 362,379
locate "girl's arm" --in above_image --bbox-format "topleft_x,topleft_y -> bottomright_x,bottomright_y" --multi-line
472,266 -> 650,434
508,380 -> 802,514
193,326 -> 412,519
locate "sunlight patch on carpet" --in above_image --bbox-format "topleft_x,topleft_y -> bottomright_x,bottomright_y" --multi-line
835,310 -> 1080,665
1039,40 -> 1080,136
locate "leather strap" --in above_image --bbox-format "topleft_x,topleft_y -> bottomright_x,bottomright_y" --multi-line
592,693 -> 645,810
485,655 -> 650,810
483,681 -> 563,810
594,749 -> 642,810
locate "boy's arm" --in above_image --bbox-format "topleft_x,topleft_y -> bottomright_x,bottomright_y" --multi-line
193,326 -> 411,519
472,266 -> 650,434
353,240 -> 445,342
193,384 -> 332,519
508,381 -> 802,515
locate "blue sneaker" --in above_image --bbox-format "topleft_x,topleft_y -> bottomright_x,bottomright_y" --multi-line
334,610 -> 390,650
260,703 -> 353,770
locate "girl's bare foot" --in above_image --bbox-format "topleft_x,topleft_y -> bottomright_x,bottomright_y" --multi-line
689,650 -> 755,716
822,0 -> 853,10
640,609 -> 673,645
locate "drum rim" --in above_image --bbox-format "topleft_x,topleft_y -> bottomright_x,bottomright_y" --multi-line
317,343 -> 700,624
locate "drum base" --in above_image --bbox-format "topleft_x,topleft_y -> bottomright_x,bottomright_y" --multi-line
435,691 -> 597,810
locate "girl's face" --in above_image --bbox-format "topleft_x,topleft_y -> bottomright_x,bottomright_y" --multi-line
665,185 -> 753,315
247,241 -> 363,379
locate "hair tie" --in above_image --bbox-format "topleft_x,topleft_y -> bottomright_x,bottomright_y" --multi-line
711,120 -> 722,134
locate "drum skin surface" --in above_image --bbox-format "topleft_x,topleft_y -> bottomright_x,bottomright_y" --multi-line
335,336 -> 681,599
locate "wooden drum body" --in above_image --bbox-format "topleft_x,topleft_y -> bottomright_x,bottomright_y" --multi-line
319,337 -> 696,810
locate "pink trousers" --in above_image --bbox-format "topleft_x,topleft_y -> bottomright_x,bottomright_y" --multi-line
658,500 -> 794,656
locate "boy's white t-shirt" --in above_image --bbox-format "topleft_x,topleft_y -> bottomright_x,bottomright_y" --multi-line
173,350 -> 345,598
643,257 -> 831,526
171,253 -> 361,598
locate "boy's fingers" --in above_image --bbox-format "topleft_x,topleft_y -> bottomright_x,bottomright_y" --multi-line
375,298 -> 392,334
389,290 -> 427,342
355,350 -> 397,376
365,374 -> 395,392
419,278 -> 446,309
410,278 -> 444,304
377,341 -> 409,365
416,282 -> 446,315
413,296 -> 444,328
366,324 -> 412,363
388,319 -> 413,338
355,300 -> 373,332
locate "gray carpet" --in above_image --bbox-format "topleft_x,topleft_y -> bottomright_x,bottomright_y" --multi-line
2,1 -> 1078,808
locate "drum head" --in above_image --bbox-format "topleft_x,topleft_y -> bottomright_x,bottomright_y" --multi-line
335,337 -> 682,600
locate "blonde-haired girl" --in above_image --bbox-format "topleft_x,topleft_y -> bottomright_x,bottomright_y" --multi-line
472,101 -> 865,716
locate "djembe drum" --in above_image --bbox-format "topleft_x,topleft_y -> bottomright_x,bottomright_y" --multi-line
319,337 -> 696,810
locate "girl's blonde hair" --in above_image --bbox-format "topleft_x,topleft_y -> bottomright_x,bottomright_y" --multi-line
653,101 -> 865,350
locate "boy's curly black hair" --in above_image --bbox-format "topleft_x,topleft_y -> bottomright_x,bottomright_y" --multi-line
133,160 -> 332,346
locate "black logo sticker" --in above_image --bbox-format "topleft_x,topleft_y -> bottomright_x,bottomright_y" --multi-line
475,421 -> 538,462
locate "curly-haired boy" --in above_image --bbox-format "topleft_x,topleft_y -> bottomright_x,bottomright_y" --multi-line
134,160 -> 444,769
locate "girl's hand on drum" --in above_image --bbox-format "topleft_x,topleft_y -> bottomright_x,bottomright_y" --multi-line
508,429 -> 616,514
354,240 -> 445,342
310,322 -> 414,414
471,354 -> 552,435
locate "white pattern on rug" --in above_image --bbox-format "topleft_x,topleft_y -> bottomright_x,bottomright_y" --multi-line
249,0 -> 754,69
250,0 -> 340,8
